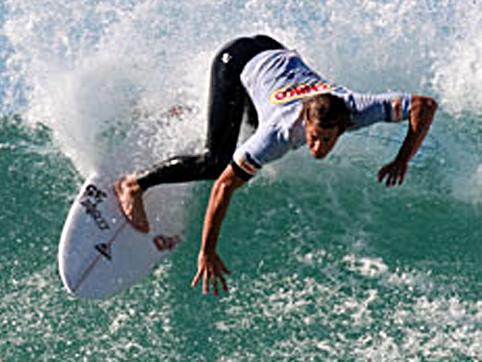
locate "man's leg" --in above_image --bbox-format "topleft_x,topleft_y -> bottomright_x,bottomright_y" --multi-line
135,44 -> 248,188
135,35 -> 285,188
115,38 -> 254,232
115,35 -> 285,232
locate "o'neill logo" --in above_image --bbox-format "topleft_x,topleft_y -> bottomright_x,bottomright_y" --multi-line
270,80 -> 344,105
80,184 -> 110,231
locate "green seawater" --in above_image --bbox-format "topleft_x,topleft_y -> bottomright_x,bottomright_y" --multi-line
0,114 -> 481,361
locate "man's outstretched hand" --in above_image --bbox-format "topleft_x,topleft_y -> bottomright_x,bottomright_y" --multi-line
378,96 -> 437,188
191,250 -> 230,296
378,159 -> 408,187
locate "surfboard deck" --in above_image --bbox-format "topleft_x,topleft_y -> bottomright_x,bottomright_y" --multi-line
58,173 -> 182,299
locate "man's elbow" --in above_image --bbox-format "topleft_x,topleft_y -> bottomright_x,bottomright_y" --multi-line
213,169 -> 244,196
414,95 -> 438,113
425,96 -> 438,113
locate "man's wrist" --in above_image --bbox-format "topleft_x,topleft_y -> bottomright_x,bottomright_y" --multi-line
200,243 -> 216,254
395,151 -> 410,165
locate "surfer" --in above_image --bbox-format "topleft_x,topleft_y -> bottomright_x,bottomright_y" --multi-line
115,35 -> 438,296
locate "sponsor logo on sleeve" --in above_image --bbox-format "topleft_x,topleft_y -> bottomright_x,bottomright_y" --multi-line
234,153 -> 260,176
391,97 -> 403,122
238,159 -> 256,175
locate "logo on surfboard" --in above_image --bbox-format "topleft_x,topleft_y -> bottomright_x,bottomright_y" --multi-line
95,243 -> 112,260
80,184 -> 110,231
153,234 -> 181,252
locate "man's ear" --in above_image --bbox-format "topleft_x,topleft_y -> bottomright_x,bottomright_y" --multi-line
300,100 -> 309,123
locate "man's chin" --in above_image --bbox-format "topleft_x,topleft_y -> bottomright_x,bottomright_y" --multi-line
311,152 -> 326,160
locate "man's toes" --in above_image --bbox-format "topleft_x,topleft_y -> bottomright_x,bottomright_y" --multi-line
114,177 -> 126,197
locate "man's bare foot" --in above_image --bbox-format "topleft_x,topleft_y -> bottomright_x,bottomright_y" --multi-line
114,175 -> 150,233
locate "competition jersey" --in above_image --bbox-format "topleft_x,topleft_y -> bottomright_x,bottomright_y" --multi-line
232,49 -> 412,179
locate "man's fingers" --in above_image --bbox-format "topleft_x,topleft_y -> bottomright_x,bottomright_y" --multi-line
391,174 -> 398,187
202,270 -> 209,295
219,274 -> 229,293
378,166 -> 391,184
193,254 -> 231,296
389,174 -> 396,187
382,169 -> 403,188
191,269 -> 202,288
220,261 -> 231,275
379,163 -> 408,188
378,168 -> 386,182
212,277 -> 219,297
385,174 -> 392,187
399,167 -> 407,185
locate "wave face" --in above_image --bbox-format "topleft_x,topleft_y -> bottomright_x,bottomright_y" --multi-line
1,0 -> 481,360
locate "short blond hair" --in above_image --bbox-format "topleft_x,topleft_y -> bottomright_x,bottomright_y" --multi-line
301,94 -> 352,132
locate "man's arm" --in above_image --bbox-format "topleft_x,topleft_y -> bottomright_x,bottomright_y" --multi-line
191,164 -> 246,296
378,95 -> 438,187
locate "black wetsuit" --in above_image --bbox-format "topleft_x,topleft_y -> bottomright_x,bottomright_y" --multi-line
136,35 -> 285,191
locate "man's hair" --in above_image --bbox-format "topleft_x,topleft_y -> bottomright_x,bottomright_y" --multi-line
301,94 -> 352,133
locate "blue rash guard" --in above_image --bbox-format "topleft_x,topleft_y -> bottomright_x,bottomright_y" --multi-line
232,49 -> 412,179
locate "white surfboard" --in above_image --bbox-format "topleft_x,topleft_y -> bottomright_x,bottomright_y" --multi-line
58,173 -> 184,299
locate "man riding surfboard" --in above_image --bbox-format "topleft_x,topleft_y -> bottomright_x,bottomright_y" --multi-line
115,35 -> 438,296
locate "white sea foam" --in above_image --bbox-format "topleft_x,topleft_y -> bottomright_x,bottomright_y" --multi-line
2,0 -> 481,175
217,254 -> 482,361
343,254 -> 389,278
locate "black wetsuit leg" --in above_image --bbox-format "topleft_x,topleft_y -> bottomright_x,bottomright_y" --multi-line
136,35 -> 285,191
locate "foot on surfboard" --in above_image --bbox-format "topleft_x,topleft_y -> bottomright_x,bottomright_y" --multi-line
114,176 -> 150,233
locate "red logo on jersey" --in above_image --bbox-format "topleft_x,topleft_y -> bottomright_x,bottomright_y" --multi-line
270,81 -> 338,104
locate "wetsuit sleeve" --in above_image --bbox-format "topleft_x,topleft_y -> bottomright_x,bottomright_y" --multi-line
349,92 -> 411,129
231,126 -> 291,180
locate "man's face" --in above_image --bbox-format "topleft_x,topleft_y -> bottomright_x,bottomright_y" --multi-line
305,122 -> 340,159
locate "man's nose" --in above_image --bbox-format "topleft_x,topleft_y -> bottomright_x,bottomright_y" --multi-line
311,141 -> 325,159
